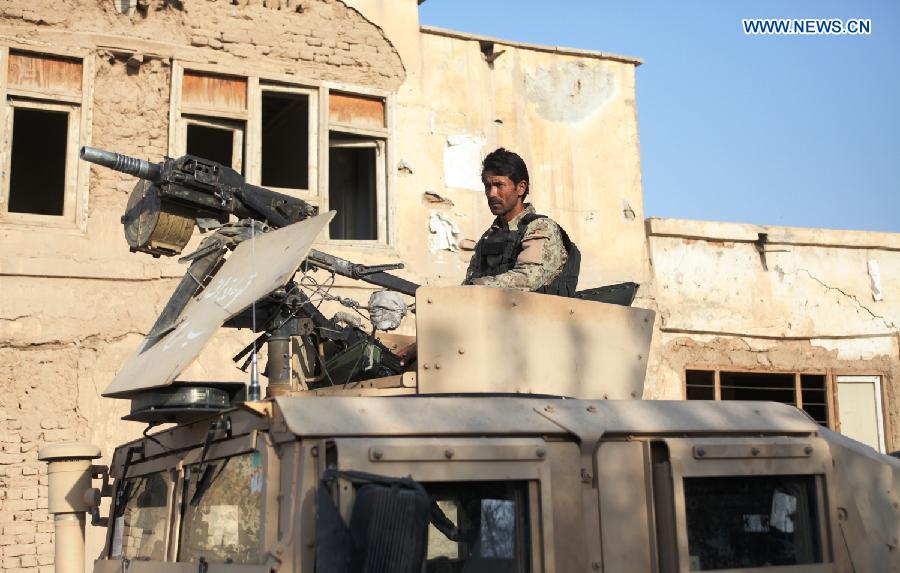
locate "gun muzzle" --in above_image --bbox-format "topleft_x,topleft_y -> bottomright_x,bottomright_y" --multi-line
80,146 -> 162,181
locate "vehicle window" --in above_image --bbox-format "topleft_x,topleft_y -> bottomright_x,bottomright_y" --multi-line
179,452 -> 263,564
424,481 -> 530,573
111,471 -> 171,560
684,475 -> 821,571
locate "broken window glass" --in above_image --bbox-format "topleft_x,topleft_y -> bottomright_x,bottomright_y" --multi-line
8,107 -> 68,216
179,452 -> 263,564
684,475 -> 821,571
424,481 -> 530,573
112,471 -> 171,560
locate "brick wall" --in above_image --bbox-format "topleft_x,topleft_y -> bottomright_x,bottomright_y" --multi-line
0,0 -> 405,90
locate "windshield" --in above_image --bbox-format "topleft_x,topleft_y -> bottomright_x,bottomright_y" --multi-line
112,471 -> 171,560
179,451 -> 263,564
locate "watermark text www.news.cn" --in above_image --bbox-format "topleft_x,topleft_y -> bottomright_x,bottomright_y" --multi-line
742,19 -> 871,35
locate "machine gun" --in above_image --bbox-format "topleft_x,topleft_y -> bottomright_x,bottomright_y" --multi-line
80,147 -> 418,394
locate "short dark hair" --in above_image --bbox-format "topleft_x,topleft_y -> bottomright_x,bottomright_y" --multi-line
482,148 -> 529,198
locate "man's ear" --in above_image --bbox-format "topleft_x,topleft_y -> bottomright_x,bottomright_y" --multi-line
516,180 -> 527,199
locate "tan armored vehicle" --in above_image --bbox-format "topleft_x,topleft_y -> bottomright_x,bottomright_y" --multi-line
42,150 -> 900,573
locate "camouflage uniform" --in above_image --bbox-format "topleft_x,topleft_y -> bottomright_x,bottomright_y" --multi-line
463,204 -> 567,291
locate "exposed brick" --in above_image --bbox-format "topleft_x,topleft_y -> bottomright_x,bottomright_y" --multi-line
14,534 -> 34,546
40,430 -> 74,443
3,545 -> 34,558
18,555 -> 36,568
0,455 -> 23,466
2,525 -> 35,537
2,557 -> 20,569
2,501 -> 35,513
35,545 -> 53,556
35,555 -> 52,566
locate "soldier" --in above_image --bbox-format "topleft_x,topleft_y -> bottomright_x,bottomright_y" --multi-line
399,149 -> 580,367
463,148 -> 580,295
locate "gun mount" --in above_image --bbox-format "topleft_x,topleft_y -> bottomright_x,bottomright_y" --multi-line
79,147 -> 657,422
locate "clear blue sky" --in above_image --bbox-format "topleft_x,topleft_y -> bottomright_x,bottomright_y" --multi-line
419,1 -> 900,233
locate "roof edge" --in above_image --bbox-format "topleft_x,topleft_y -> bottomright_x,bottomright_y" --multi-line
646,217 -> 900,251
420,25 -> 643,66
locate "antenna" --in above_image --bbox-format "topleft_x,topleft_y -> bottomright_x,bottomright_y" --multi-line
248,220 -> 261,401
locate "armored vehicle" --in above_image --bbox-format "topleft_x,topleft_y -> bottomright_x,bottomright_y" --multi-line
41,150 -> 900,573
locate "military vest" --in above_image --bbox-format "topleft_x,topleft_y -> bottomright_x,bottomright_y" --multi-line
470,213 -> 581,297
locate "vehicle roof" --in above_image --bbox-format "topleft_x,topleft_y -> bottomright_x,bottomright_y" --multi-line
275,396 -> 818,438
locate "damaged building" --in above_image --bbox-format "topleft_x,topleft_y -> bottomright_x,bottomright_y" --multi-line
0,0 -> 896,570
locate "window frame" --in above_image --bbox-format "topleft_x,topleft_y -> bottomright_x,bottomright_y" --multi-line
321,84 -> 392,245
683,367 -> 835,429
168,63 -> 395,246
322,437 -> 548,571
250,82 -> 319,203
834,373 -> 889,453
662,436 -> 835,573
0,45 -> 92,231
176,114 -> 246,173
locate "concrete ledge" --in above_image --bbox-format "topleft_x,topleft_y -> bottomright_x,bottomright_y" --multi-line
646,218 -> 900,251
420,25 -> 644,66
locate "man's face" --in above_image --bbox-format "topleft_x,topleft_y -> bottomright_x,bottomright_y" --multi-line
483,172 -> 526,221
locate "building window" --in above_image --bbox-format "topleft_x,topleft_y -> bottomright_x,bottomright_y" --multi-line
1,48 -> 88,227
170,65 -> 392,244
326,91 -> 388,242
835,375 -> 887,453
260,88 -> 313,191
328,132 -> 382,240
173,69 -> 247,174
685,369 -> 830,427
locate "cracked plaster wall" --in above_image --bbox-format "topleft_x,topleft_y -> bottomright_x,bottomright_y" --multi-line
642,221 -> 900,450
389,31 -> 650,290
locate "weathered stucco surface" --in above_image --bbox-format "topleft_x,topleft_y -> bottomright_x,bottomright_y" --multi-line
642,218 -> 900,449
383,28 -> 649,291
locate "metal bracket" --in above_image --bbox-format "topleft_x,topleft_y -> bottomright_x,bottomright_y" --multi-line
535,403 -> 606,572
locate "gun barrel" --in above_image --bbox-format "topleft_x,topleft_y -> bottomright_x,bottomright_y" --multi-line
80,146 -> 162,181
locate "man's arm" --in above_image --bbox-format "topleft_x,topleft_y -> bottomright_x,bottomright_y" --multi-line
469,218 -> 567,291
